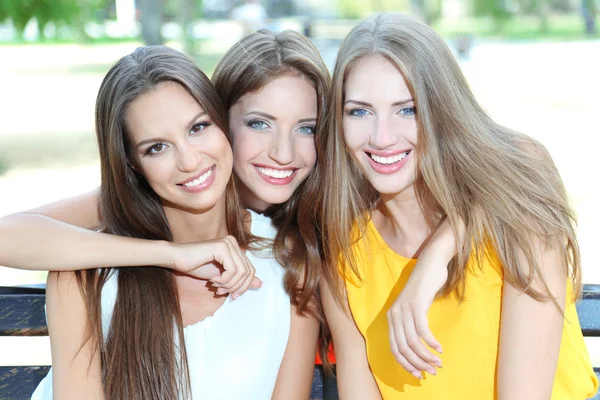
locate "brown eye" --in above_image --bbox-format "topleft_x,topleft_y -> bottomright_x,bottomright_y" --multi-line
146,143 -> 168,155
190,122 -> 210,135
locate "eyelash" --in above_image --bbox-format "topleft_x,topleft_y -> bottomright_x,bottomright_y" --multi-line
297,125 -> 316,135
144,121 -> 211,156
247,120 -> 269,130
398,107 -> 416,117
190,121 -> 211,135
346,107 -> 416,118
146,143 -> 168,155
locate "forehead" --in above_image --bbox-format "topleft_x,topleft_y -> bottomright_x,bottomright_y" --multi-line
344,54 -> 411,101
237,74 -> 317,112
126,82 -> 204,141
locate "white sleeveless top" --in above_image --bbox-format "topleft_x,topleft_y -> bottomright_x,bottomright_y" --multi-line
32,210 -> 291,399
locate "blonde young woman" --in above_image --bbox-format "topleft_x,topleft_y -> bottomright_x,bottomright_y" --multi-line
320,13 -> 598,399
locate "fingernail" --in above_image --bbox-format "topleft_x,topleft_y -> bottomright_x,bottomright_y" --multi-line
412,371 -> 422,379
435,361 -> 442,368
428,369 -> 436,376
216,288 -> 226,295
232,293 -> 239,301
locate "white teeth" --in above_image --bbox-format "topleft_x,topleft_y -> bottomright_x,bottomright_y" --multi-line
256,167 -> 294,179
183,168 -> 213,187
370,151 -> 410,165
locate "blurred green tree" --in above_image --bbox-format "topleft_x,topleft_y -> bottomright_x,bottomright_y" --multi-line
472,0 -> 515,32
2,0 -> 106,40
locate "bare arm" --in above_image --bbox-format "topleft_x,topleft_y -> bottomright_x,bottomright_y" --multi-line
497,242 -> 566,399
272,305 -> 319,400
387,217 -> 464,376
46,271 -> 104,399
0,189 -> 261,295
321,281 -> 381,399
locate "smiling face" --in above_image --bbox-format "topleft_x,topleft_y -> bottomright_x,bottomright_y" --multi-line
343,54 -> 418,197
126,81 -> 233,213
228,74 -> 318,212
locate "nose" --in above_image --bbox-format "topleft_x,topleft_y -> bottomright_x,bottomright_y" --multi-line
369,116 -> 398,149
176,143 -> 200,172
268,131 -> 294,165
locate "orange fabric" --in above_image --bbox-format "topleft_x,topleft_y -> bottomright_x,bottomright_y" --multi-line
315,344 -> 336,364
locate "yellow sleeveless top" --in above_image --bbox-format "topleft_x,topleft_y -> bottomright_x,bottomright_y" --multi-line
343,220 -> 598,399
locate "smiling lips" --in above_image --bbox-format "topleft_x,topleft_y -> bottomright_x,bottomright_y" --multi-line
254,165 -> 298,185
177,165 -> 216,192
367,150 -> 411,174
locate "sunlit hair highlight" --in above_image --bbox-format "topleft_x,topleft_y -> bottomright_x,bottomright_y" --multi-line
322,13 -> 581,308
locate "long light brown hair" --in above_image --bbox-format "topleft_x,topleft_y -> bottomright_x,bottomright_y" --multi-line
322,13 -> 581,306
76,45 -> 250,399
212,29 -> 331,317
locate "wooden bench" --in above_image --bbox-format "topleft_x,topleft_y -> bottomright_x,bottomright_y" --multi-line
2,285 -> 599,400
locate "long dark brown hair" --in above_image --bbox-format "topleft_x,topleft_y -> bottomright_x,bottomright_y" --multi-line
75,45 -> 250,399
212,30 -> 331,318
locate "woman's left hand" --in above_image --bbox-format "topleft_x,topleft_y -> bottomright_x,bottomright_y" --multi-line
387,253 -> 446,379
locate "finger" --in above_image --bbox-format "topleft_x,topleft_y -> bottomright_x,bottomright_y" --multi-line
400,309 -> 438,375
388,312 -> 423,379
403,309 -> 442,370
414,309 -> 443,357
233,257 -> 260,299
220,241 -> 250,292
217,240 -> 246,290
250,276 -> 262,289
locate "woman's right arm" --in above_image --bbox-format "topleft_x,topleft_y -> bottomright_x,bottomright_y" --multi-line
46,270 -> 103,399
0,188 -> 179,271
0,189 -> 260,295
320,280 -> 382,399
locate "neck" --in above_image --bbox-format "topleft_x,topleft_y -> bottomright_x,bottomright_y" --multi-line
163,199 -> 229,244
375,185 -> 441,257
238,182 -> 271,213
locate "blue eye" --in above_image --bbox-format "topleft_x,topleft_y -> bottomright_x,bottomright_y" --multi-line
146,143 -> 169,155
398,107 -> 416,117
190,122 -> 210,135
347,108 -> 370,117
248,120 -> 269,130
297,125 -> 316,135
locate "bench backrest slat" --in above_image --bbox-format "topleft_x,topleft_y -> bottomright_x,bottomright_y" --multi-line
0,293 -> 47,336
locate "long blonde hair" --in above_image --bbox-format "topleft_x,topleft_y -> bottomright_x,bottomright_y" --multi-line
322,13 -> 581,304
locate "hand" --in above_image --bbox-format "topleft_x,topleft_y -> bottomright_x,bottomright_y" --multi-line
169,236 -> 262,299
387,254 -> 446,379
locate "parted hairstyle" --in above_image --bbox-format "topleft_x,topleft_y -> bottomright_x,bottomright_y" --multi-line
322,13 -> 581,307
212,29 -> 331,317
75,45 -> 251,400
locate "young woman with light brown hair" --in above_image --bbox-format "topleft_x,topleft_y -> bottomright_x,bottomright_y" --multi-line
320,12 -> 598,399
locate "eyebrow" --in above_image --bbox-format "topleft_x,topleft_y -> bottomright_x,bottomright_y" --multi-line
245,111 -> 277,121
135,111 -> 207,149
245,112 -> 317,124
344,99 -> 414,107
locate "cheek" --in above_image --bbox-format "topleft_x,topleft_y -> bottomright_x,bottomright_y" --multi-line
231,135 -> 253,172
296,138 -> 317,168
231,128 -> 267,166
137,157 -> 174,187
342,120 -> 366,152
